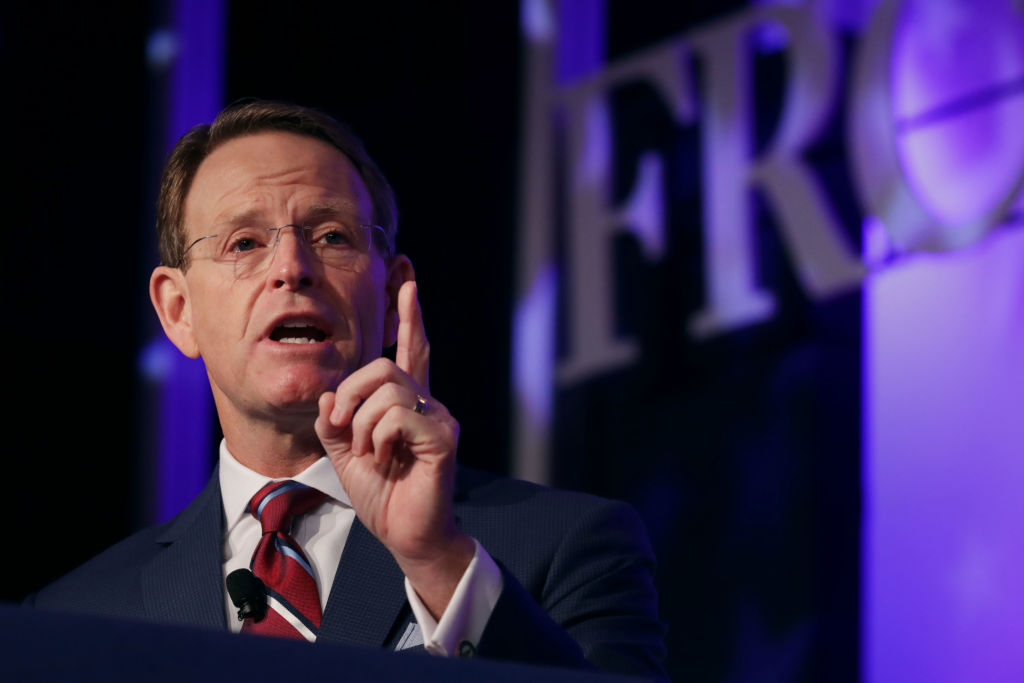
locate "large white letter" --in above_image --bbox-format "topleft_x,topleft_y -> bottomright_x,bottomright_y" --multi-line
688,5 -> 865,339
556,42 -> 695,383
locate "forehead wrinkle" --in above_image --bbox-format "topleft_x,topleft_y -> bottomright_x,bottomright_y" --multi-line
207,193 -> 275,230
244,152 -> 353,188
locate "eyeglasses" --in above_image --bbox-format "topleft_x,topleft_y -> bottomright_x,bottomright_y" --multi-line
182,223 -> 394,277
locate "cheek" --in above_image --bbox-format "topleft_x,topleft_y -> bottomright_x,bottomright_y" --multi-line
354,285 -> 387,340
188,279 -> 251,353
346,270 -> 389,351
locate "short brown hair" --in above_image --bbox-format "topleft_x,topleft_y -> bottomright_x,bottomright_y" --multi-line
156,99 -> 398,269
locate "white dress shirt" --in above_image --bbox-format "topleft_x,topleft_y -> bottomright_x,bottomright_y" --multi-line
218,442 -> 503,655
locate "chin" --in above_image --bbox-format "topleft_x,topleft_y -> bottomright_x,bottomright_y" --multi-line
265,370 -> 340,411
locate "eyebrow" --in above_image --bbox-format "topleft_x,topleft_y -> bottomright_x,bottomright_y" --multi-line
302,201 -> 366,223
217,201 -> 367,229
218,209 -> 266,229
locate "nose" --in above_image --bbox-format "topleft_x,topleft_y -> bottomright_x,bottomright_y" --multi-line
266,225 -> 319,291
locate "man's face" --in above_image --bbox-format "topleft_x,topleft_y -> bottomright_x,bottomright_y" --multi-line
172,131 -> 401,425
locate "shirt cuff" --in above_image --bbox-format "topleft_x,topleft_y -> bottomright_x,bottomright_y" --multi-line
403,538 -> 503,657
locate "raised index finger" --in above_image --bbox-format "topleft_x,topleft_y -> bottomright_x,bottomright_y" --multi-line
396,280 -> 430,391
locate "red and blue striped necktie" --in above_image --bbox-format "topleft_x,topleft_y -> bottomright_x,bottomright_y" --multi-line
243,480 -> 328,641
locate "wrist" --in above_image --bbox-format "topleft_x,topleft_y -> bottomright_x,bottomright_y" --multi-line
398,532 -> 476,620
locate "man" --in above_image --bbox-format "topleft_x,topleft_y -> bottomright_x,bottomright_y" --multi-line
32,100 -> 665,677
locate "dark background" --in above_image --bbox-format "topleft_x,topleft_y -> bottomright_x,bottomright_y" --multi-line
4,3 -> 862,681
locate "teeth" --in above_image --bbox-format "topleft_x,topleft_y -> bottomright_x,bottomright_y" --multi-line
269,318 -> 328,343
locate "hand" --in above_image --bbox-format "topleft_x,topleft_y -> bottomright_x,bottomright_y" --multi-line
314,281 -> 474,618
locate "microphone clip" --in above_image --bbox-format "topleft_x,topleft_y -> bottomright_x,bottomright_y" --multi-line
226,568 -> 268,623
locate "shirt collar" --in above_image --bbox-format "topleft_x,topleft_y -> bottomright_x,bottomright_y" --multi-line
218,439 -> 351,533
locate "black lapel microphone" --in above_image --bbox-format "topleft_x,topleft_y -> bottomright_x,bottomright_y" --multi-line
226,568 -> 268,623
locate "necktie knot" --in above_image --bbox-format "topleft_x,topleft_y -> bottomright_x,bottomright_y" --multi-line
247,480 -> 327,535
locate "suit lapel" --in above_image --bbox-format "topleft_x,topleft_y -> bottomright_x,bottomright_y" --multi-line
319,519 -> 409,647
134,470 -> 444,642
141,472 -> 226,630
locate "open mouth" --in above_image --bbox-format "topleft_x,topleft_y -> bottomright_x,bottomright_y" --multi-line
269,321 -> 329,344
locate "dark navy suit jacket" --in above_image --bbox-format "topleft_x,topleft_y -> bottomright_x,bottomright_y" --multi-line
32,466 -> 666,678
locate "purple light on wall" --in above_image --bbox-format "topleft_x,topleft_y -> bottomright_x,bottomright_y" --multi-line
555,0 -> 605,84
146,0 -> 224,523
864,227 -> 1024,682
168,0 -> 225,149
864,2 -> 1024,681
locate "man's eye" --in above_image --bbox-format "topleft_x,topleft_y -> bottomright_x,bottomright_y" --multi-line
320,230 -> 352,246
229,236 -> 262,252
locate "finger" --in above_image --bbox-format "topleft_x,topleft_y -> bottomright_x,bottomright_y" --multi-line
315,392 -> 353,452
396,280 -> 430,391
329,358 -> 420,425
371,403 -> 455,468
349,382 -> 417,456
316,392 -> 337,432
370,404 -> 437,466
328,386 -> 363,427
371,408 -> 398,466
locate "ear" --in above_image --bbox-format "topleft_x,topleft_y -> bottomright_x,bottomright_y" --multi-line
150,266 -> 200,358
383,254 -> 415,348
